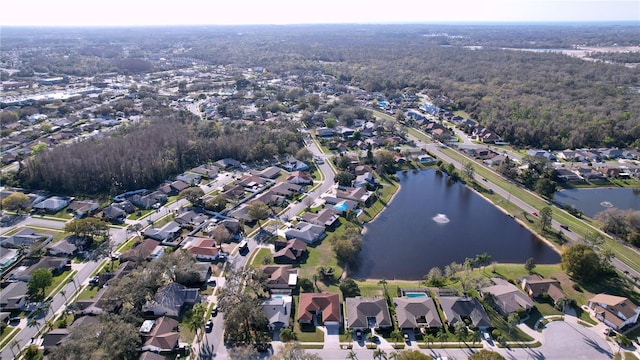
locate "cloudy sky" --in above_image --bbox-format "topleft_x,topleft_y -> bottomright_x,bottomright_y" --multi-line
1,0 -> 638,26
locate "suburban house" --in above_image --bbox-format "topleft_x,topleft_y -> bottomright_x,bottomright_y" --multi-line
174,210 -> 209,228
8,256 -> 69,282
32,196 -> 69,213
142,282 -> 201,318
238,174 -> 269,189
176,172 -> 201,185
139,316 -> 180,353
393,296 -> 443,330
256,166 -> 282,179
46,239 -> 77,256
527,149 -> 557,162
286,171 -> 313,185
259,265 -> 299,291
190,164 -> 219,179
336,186 -> 374,205
520,275 -> 568,305
269,182 -> 303,198
301,208 -> 340,228
182,237 -> 221,262
215,157 -> 242,170
101,205 -> 127,223
66,199 -> 99,218
283,221 -> 326,244
273,239 -> 307,264
298,293 -> 341,326
438,296 -> 492,330
143,221 -> 182,244
345,297 -> 393,330
42,316 -> 99,353
281,156 -> 309,172
262,295 -> 293,332
0,228 -> 53,248
480,278 -> 534,316
0,281 -> 28,311
588,294 -> 640,330
120,239 -> 162,262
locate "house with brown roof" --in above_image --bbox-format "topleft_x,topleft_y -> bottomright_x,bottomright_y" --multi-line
183,237 -> 220,262
273,239 -> 307,263
298,293 -> 341,326
520,275 -> 568,304
480,278 -> 534,316
259,265 -> 299,291
139,316 -> 180,353
394,296 -> 442,330
345,297 -> 392,330
256,166 -> 282,179
588,294 -> 640,330
120,239 -> 162,262
286,171 -> 313,185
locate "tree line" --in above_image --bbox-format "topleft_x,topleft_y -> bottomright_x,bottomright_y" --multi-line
16,115 -> 304,196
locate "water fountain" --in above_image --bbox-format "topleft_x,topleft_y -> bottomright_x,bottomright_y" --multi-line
432,213 -> 450,224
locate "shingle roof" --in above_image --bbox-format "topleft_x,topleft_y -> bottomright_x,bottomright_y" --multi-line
394,297 -> 442,329
298,293 -> 341,323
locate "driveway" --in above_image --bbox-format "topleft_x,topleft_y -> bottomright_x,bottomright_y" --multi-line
322,324 -> 340,349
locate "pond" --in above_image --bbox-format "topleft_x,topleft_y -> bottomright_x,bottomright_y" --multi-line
553,187 -> 640,218
353,170 -> 560,280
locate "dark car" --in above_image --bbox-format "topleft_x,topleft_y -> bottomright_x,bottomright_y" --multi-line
205,320 -> 213,333
211,306 -> 218,317
356,330 -> 362,340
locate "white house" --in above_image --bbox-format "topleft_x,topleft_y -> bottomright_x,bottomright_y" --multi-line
588,294 -> 640,330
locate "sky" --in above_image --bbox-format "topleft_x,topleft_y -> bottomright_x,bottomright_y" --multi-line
1,0 -> 638,27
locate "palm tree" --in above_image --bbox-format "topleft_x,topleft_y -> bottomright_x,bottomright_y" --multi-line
346,350 -> 358,360
9,339 -> 21,359
373,348 -> 387,360
345,328 -> 354,346
60,289 -> 67,302
388,352 -> 399,360
424,333 -> 434,348
378,278 -> 388,295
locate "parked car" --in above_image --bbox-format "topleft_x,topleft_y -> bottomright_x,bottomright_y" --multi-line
356,330 -> 362,340
211,306 -> 218,317
404,333 -> 410,343
205,320 -> 213,333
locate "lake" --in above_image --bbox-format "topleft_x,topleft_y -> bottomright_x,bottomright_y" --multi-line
553,187 -> 640,218
353,170 -> 560,280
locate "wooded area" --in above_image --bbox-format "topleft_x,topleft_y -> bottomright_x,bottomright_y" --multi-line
16,116 -> 304,196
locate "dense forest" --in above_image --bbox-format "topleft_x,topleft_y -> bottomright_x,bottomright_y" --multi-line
15,116 -> 304,196
4,24 -> 637,149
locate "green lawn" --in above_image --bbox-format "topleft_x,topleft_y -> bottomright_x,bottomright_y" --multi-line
77,285 -> 100,300
249,247 -> 273,267
359,175 -> 399,223
127,209 -> 154,220
45,269 -> 75,299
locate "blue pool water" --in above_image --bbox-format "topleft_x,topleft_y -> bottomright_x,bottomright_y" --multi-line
378,101 -> 389,107
405,292 -> 427,298
333,203 -> 348,211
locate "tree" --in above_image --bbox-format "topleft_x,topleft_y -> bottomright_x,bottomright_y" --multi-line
335,171 -> 355,187
212,225 -> 233,244
178,187 -> 205,206
205,195 -> 228,212
561,244 -> 602,281
296,147 -> 313,162
467,349 -> 506,360
28,268 -> 53,297
454,321 -> 468,344
524,257 -> 536,273
298,278 -> 314,293
228,345 -> 260,360
462,161 -> 475,180
374,150 -> 396,174
507,312 -> 520,334
64,218 -> 109,242
582,231 -> 604,248
247,201 -> 270,228
346,350 -> 358,360
185,302 -> 207,333
534,178 -> 556,198
2,192 -> 30,214
345,328 -> 354,346
279,327 -> 297,342
396,350 -> 433,360
270,341 -> 321,360
373,348 -> 388,360
423,267 -> 445,287
339,278 -> 361,298
539,206 -> 553,232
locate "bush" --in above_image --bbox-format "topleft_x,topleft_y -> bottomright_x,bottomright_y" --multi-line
572,283 -> 582,292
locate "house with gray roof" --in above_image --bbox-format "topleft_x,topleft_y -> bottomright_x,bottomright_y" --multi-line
0,281 -> 28,311
32,196 -> 69,213
345,297 -> 392,330
438,296 -> 492,330
480,278 -> 534,316
143,221 -> 181,243
284,221 -> 326,244
0,228 -> 53,249
394,296 -> 442,330
262,295 -> 292,332
143,282 -> 200,318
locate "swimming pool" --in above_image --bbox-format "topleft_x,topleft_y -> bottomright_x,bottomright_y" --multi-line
405,292 -> 427,298
333,202 -> 348,211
